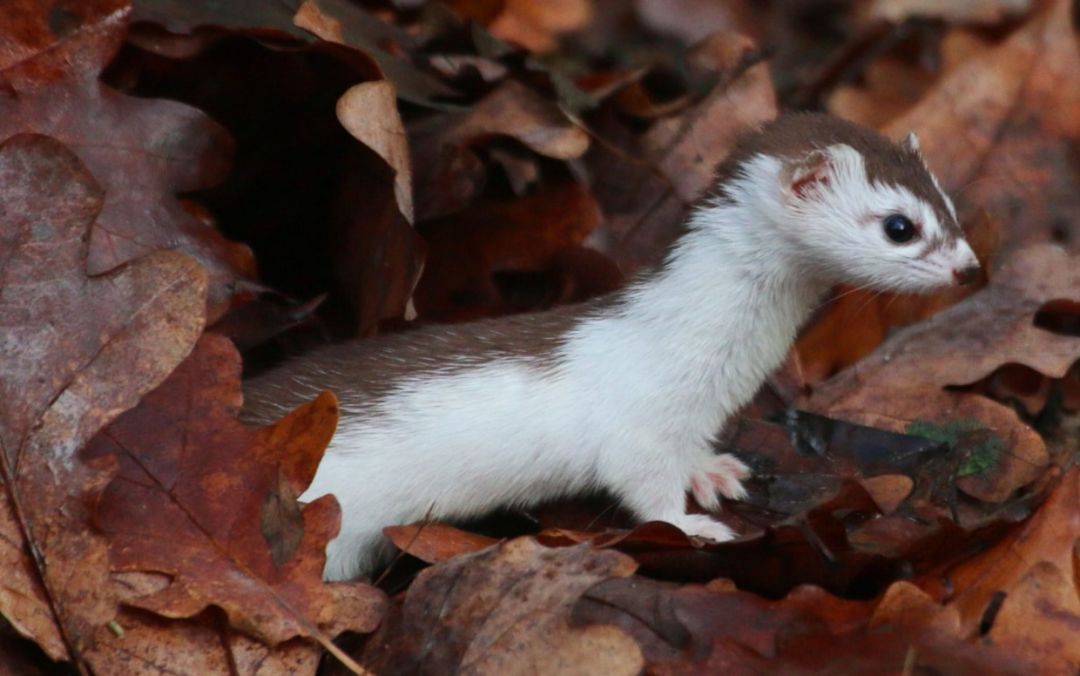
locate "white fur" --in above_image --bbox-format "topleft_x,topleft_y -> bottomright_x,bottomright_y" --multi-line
303,145 -> 977,580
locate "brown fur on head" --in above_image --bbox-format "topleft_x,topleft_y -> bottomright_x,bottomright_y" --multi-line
711,113 -> 961,245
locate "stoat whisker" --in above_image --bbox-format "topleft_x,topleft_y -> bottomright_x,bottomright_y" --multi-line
850,288 -> 887,320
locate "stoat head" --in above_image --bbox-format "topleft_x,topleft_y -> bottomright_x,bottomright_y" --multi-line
723,115 -> 979,293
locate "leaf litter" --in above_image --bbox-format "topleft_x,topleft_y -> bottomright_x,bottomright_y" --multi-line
0,0 -> 1077,673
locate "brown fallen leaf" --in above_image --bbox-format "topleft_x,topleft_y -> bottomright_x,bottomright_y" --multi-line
84,608 -> 322,676
919,466 -> 1080,636
635,0 -> 763,45
408,78 -> 589,220
827,29 -> 996,129
882,0 -> 1080,255
81,334 -> 384,665
645,33 -> 775,203
383,523 -> 500,565
0,134 -> 207,660
361,538 -> 642,675
869,581 -> 962,636
332,77 -> 426,336
448,0 -> 593,53
859,474 -> 914,514
414,180 -> 609,320
587,32 -> 776,268
827,56 -> 939,130
293,0 -> 460,107
810,245 -> 1080,395
804,244 -> 1080,501
0,0 -> 245,320
332,150 -> 428,335
986,560 -> 1080,672
133,0 -> 459,107
337,80 -> 414,224
862,0 -> 1033,24
406,75 -> 587,211
573,576 -> 1031,673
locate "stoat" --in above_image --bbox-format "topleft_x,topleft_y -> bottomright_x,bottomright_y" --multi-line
244,114 -> 980,581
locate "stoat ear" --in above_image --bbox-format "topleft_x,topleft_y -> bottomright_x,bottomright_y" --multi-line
782,149 -> 832,202
901,130 -> 920,154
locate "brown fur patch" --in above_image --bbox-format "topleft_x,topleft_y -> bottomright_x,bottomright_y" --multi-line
242,295 -> 621,424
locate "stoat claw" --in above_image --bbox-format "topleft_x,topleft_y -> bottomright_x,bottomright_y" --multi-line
689,453 -> 751,511
668,513 -> 737,542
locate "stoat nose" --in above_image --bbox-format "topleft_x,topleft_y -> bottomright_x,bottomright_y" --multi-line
952,264 -> 981,286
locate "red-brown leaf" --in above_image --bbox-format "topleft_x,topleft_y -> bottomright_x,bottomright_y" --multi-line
362,538 -> 641,674
0,133 -> 208,660
81,334 -> 385,649
0,0 -> 245,319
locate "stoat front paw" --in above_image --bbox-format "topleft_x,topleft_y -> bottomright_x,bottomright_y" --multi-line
689,453 -> 751,512
668,513 -> 737,543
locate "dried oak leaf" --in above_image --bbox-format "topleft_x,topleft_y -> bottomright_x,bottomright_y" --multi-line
0,134 -> 207,659
475,420 -> 910,595
985,559 -> 1080,672
540,411 -> 1039,597
487,0 -> 593,53
573,577 -> 1033,673
863,0 -> 1033,24
805,244 -> 1080,501
827,29 -> 994,129
444,0 -> 593,53
414,180 -> 610,320
919,467 -> 1080,638
336,80 -> 414,224
881,0 -> 1080,254
292,0 -> 459,107
331,79 -> 426,336
0,0 -> 243,320
869,580 -> 963,636
112,33 -> 423,340
383,523 -> 500,566
409,79 -> 589,221
362,538 -> 642,675
587,33 -> 776,268
133,0 -> 457,107
81,334 -> 385,658
84,608 -> 321,676
635,0 -> 764,45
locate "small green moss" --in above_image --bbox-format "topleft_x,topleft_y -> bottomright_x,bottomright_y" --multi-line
905,419 -> 1003,477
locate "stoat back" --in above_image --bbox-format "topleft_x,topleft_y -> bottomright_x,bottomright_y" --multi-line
242,296 -> 613,425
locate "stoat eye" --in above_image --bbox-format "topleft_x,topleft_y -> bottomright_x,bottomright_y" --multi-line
882,214 -> 917,243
